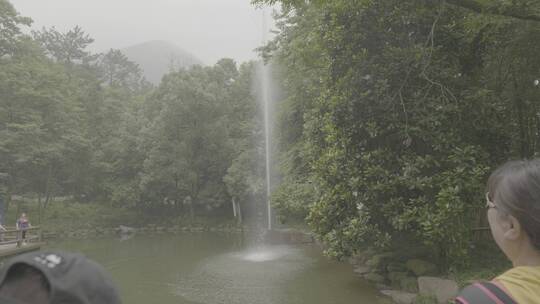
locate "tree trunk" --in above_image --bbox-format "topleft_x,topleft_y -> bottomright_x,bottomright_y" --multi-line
5,167 -> 13,214
38,192 -> 43,225
236,200 -> 243,226
232,197 -> 237,218
43,164 -> 53,209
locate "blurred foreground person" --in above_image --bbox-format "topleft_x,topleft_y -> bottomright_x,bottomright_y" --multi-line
0,250 -> 121,304
456,159 -> 540,304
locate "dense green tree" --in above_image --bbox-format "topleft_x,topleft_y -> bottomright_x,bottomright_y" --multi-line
98,49 -> 148,91
0,0 -> 31,57
255,0 -> 540,267
32,26 -> 95,65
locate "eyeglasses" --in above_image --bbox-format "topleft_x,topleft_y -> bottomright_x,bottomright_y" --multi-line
485,192 -> 497,210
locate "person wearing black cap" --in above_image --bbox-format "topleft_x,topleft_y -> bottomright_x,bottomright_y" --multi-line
0,250 -> 122,304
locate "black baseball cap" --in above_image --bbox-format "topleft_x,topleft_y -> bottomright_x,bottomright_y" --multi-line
0,250 -> 122,304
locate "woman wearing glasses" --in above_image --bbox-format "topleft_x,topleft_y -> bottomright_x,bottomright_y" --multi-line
456,160 -> 540,303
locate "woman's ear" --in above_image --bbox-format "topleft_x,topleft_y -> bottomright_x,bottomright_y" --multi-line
503,215 -> 522,241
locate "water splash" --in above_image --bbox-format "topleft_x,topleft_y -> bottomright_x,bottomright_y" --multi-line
174,245 -> 311,304
237,245 -> 294,262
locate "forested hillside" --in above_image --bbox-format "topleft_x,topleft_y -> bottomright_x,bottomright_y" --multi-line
120,40 -> 203,84
255,0 -> 540,267
0,0 -> 263,220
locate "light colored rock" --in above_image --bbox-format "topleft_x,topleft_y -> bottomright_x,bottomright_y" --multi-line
381,290 -> 417,304
418,276 -> 458,304
353,265 -> 371,275
364,273 -> 386,284
118,225 -> 136,234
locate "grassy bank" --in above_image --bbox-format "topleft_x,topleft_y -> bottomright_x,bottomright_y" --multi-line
4,197 -> 238,235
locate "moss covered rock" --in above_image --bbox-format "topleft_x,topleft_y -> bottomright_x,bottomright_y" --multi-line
364,273 -> 386,284
405,259 -> 437,276
366,252 -> 395,270
400,276 -> 419,293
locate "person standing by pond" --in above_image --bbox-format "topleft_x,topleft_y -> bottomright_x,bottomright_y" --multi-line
16,213 -> 30,242
456,159 -> 540,303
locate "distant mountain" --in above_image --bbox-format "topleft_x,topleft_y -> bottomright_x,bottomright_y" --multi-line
120,40 -> 203,85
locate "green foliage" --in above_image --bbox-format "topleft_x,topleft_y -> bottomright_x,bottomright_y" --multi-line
0,0 -> 31,56
1,1 -> 261,222
271,179 -> 315,222
32,26 -> 95,64
262,0 -> 540,268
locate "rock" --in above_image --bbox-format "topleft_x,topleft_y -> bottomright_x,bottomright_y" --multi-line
348,254 -> 364,265
366,253 -> 394,270
376,283 -> 392,290
353,265 -> 371,276
380,290 -> 417,304
388,272 -> 408,289
400,277 -> 418,293
118,225 -> 136,234
364,273 -> 386,284
418,276 -> 458,304
387,262 -> 407,273
405,259 -> 437,276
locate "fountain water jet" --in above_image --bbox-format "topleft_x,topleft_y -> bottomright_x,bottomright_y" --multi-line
261,9 -> 272,231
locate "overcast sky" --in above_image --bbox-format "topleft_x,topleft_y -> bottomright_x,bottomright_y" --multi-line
9,0 -> 276,65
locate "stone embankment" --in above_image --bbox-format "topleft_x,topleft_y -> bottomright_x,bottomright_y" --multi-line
349,251 -> 459,304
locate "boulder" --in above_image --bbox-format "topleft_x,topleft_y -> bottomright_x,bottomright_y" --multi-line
364,273 -> 386,284
387,262 -> 407,273
400,276 -> 419,293
418,276 -> 459,304
348,254 -> 365,265
405,259 -> 437,276
388,272 -> 408,288
380,290 -> 417,304
118,225 -> 136,234
353,265 -> 371,276
366,252 -> 394,270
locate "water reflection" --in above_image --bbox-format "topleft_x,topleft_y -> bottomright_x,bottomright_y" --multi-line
48,233 -> 383,304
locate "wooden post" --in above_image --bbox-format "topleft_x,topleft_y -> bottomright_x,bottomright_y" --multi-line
232,198 -> 237,218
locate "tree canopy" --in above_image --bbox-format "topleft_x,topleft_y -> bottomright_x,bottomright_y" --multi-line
259,0 -> 540,267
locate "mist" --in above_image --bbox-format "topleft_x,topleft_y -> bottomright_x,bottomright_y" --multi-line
9,0 -> 276,64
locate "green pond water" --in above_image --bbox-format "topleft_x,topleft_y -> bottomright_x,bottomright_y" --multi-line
47,233 -> 384,304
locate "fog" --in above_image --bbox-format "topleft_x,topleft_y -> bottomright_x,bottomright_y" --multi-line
9,0 -> 276,64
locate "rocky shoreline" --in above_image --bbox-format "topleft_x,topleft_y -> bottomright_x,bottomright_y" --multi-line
348,250 -> 459,304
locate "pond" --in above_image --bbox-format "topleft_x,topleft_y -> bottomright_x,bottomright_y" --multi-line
48,233 -> 385,304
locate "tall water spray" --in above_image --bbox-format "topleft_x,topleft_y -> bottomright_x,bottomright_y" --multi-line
261,9 -> 272,231
263,64 -> 272,231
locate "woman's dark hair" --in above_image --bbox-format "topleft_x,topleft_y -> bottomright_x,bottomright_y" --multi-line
487,159 -> 540,250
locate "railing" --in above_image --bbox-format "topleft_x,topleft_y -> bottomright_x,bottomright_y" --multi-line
0,226 -> 42,248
